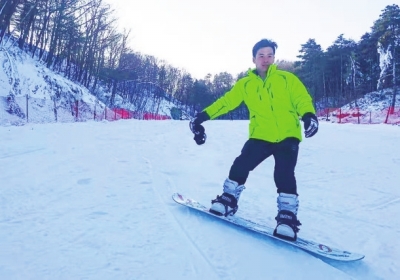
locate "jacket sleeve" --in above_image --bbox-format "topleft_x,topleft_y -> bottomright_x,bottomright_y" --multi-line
289,74 -> 316,117
203,80 -> 245,120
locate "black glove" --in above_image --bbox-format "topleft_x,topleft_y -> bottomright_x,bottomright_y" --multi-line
189,112 -> 210,145
190,123 -> 207,145
302,112 -> 318,138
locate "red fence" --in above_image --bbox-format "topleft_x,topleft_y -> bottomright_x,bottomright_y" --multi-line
1,96 -> 171,124
317,107 -> 400,124
103,108 -> 171,121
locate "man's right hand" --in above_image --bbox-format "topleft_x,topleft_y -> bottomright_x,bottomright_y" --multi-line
189,112 -> 210,145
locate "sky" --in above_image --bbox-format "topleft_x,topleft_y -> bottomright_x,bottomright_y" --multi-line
106,0 -> 397,79
1,120 -> 400,279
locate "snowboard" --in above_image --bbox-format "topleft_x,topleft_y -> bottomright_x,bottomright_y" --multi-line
172,193 -> 364,262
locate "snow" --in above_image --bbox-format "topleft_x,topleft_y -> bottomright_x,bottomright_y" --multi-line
377,42 -> 393,90
1,120 -> 399,279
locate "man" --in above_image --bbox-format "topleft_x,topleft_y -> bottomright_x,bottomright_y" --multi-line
189,39 -> 318,241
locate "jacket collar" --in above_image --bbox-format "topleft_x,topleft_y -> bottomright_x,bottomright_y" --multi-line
248,64 -> 277,79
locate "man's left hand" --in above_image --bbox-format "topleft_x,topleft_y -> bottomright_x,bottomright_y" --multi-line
302,113 -> 318,138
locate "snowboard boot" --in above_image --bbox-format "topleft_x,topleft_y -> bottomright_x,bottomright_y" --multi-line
209,178 -> 245,217
273,193 -> 301,241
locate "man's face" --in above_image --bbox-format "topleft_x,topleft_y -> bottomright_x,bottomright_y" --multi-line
253,47 -> 275,73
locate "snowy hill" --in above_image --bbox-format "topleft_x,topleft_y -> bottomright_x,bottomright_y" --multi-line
0,42 -> 107,125
0,40 -> 178,126
1,120 -> 399,279
341,89 -> 400,112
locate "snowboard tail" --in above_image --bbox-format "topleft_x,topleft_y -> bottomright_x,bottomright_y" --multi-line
172,192 -> 364,262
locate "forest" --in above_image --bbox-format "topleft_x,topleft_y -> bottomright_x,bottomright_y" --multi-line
0,1 -> 399,119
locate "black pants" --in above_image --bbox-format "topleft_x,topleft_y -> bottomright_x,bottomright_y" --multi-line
228,138 -> 299,195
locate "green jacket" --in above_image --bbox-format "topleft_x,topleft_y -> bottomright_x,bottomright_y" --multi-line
204,64 -> 316,142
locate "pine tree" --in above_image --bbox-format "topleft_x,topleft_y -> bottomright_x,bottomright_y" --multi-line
295,39 -> 325,107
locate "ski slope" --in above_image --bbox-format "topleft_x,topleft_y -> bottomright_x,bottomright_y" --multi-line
0,120 -> 399,279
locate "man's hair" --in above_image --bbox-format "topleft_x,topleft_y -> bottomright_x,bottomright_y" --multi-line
252,39 -> 278,57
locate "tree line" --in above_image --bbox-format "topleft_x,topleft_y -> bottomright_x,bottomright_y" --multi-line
0,1 -> 399,119
296,4 -> 400,112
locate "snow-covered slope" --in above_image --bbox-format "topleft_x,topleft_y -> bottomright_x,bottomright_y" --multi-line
0,41 -> 178,126
0,43 -> 106,125
1,120 -> 399,279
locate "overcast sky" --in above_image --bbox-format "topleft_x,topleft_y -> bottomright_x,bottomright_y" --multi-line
106,0 -> 396,79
